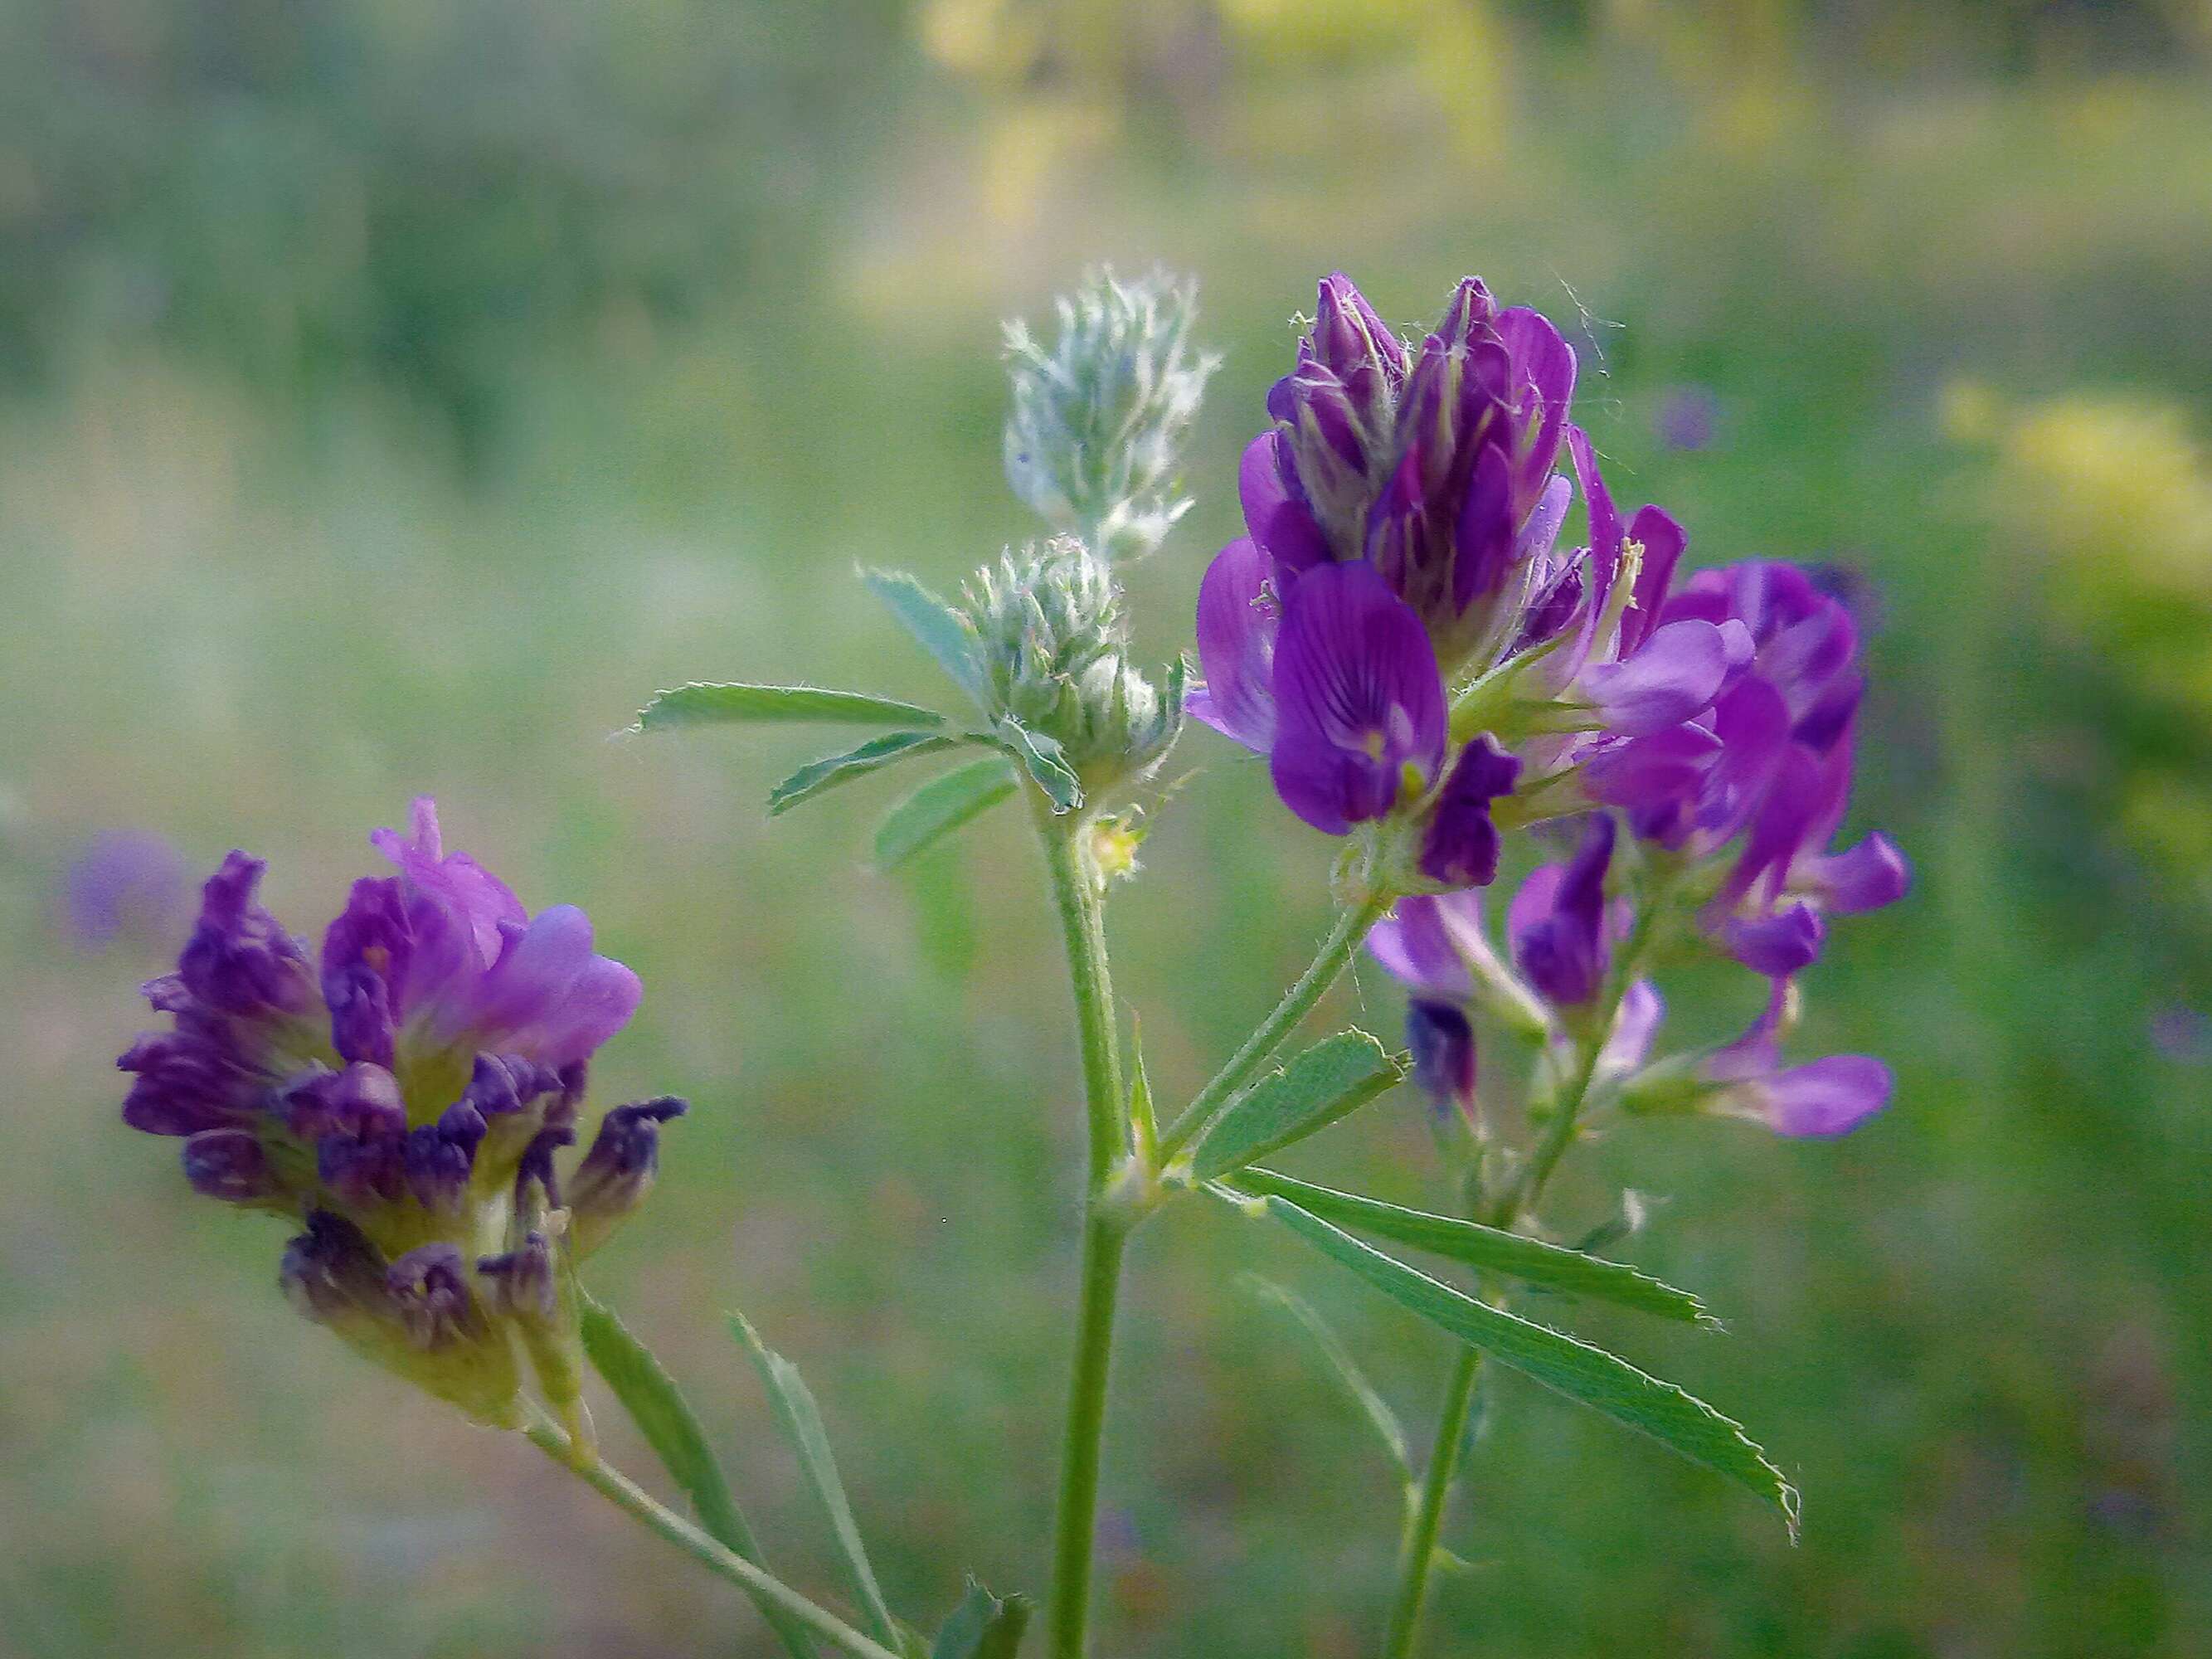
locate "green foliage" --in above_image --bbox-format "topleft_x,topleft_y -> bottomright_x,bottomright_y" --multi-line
875,759 -> 1019,872
1252,1194 -> 1799,1535
732,1312 -> 903,1652
1241,1274 -> 1412,1480
634,683 -> 948,732
1183,1031 -> 1405,1181
768,732 -> 961,816
578,1297 -> 819,1659
927,1578 -> 1033,1659
1225,1170 -> 1716,1326
995,720 -> 1083,813
863,571 -> 990,707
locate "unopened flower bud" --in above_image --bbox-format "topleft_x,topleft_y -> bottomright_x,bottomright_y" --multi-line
961,539 -> 1183,799
1004,267 -> 1218,561
568,1097 -> 688,1258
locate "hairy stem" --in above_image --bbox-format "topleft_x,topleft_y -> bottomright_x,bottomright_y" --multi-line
1379,1348 -> 1484,1659
1156,888 -> 1393,1161
521,1413 -> 904,1659
1033,800 -> 1134,1659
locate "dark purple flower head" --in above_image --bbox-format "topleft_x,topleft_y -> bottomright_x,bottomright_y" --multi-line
1247,274 -> 1578,672
1508,814 -> 1618,1008
119,801 -> 678,1422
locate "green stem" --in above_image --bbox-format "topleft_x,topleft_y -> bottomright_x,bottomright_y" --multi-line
1036,803 -> 1126,1180
1379,1348 -> 1483,1659
1048,1210 -> 1131,1659
1156,888 -> 1393,1161
1032,799 -> 1134,1659
521,1413 -> 905,1659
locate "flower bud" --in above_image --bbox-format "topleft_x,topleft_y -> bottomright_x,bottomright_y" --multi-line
568,1097 -> 688,1258
961,539 -> 1183,799
1003,267 -> 1218,561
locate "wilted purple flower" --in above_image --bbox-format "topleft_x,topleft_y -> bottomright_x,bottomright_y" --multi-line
568,1096 -> 688,1257
1242,273 -> 1578,671
117,799 -> 678,1423
63,829 -> 189,951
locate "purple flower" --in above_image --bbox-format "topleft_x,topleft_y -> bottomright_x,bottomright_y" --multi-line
62,829 -> 189,951
1369,890 -> 1484,1118
1420,735 -> 1519,887
1655,386 -> 1719,452
1572,529 -> 1908,972
1507,815 -> 1618,1007
118,801 -> 676,1421
1700,985 -> 1893,1137
1242,273 -> 1578,670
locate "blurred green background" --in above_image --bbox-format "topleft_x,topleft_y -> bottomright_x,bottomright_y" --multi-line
4,1 -> 2211,1653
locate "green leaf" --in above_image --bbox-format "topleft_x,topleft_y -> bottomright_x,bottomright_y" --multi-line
731,1312 -> 903,1647
579,1298 -> 819,1659
1126,1021 -> 1159,1159
1183,1030 -> 1404,1181
1250,1194 -> 1799,1535
1240,1273 -> 1411,1478
863,569 -> 989,705
874,757 -> 1019,871
928,1577 -> 1033,1659
998,720 -> 1083,813
1225,1170 -> 1716,1327
634,682 -> 947,732
768,732 -> 959,816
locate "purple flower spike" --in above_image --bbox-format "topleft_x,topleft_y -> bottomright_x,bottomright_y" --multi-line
1268,562 -> 1446,834
1407,1000 -> 1478,1121
1420,734 -> 1521,888
1509,815 -> 1617,1007
1221,273 -> 1582,676
119,804 -> 679,1423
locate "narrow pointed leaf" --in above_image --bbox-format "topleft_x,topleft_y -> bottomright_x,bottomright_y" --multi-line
1251,1194 -> 1799,1534
1126,1022 -> 1159,1160
874,758 -> 1019,871
769,732 -> 959,816
999,720 -> 1082,813
579,1297 -> 819,1659
863,569 -> 989,705
1226,1169 -> 1715,1327
1184,1030 -> 1404,1181
731,1312 -> 903,1647
928,1578 -> 1033,1659
635,682 -> 947,732
1241,1273 -> 1412,1477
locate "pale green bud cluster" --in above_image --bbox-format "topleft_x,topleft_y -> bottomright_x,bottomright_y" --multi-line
1003,267 -> 1219,562
960,537 -> 1183,798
